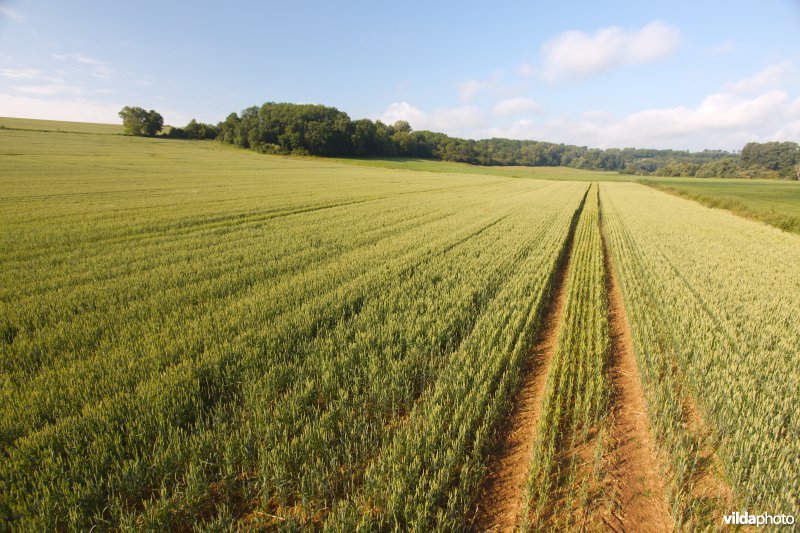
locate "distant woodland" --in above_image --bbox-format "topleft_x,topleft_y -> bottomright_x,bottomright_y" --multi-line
147,102 -> 799,179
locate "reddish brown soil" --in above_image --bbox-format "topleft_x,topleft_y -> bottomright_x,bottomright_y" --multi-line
472,223 -> 577,532
601,229 -> 674,533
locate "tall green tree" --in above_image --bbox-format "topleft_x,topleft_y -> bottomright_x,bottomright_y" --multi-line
741,141 -> 799,178
119,106 -> 163,136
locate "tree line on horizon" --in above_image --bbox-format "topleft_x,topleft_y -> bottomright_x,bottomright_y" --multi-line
120,103 -> 800,179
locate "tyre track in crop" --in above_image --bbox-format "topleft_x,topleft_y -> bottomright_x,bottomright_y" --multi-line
600,188 -> 737,529
680,392 -> 737,529
600,220 -> 673,533
473,186 -> 587,532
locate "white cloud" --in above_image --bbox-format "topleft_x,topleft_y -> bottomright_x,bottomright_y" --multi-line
51,53 -> 106,66
0,5 -> 25,23
379,101 -> 427,126
487,119 -> 536,139
705,40 -> 734,56
456,79 -> 493,101
789,96 -> 800,116
541,20 -> 680,82
492,97 -> 539,116
618,90 -> 787,137
725,61 -> 795,93
379,101 -> 485,133
0,92 -> 122,123
517,62 -> 535,78
51,52 -> 115,78
485,90 -> 793,150
73,54 -> 105,66
772,119 -> 800,140
0,92 -> 193,126
0,68 -> 40,79
429,105 -> 485,130
11,83 -> 83,96
380,61 -> 797,150
92,65 -> 115,79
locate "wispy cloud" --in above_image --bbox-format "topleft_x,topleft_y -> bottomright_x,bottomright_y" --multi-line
11,83 -> 83,96
0,92 -> 193,126
92,65 -> 114,79
0,67 -> 41,79
725,61 -> 795,93
455,79 -> 493,101
492,97 -> 539,116
0,92 -> 122,122
430,105 -> 485,130
705,40 -> 734,56
541,20 -> 681,82
51,52 -> 115,78
516,62 -> 535,79
0,5 -> 25,23
51,53 -> 105,66
455,71 -> 507,101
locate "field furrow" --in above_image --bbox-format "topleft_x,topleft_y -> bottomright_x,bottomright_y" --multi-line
600,216 -> 672,532
320,185 -> 588,531
473,184 -> 584,532
600,182 -> 800,527
517,184 -> 614,531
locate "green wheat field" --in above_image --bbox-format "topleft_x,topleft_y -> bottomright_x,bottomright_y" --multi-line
1,117 -> 798,530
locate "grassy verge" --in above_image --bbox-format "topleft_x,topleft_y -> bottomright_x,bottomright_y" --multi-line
640,179 -> 800,234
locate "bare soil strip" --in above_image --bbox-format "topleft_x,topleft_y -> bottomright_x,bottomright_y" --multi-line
600,225 -> 674,533
472,199 -> 585,532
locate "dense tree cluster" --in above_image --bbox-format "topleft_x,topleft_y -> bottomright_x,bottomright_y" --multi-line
164,119 -> 220,140
136,102 -> 800,179
216,104 -> 354,156
118,106 -> 163,136
207,102 -> 746,175
740,141 -> 800,179
646,142 -> 800,179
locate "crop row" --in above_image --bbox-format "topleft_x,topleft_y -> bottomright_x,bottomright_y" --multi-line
521,184 -> 611,531
0,169 -> 587,528
0,188 -> 496,445
599,182 -> 800,526
320,185 -> 589,531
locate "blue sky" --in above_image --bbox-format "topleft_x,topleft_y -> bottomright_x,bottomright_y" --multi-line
1,0 -> 799,150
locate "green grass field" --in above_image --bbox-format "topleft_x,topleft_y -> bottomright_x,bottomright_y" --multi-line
4,117 -> 799,231
1,118 -> 798,530
331,156 -> 632,181
0,116 -> 124,135
332,157 -> 800,233
640,176 -> 800,233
